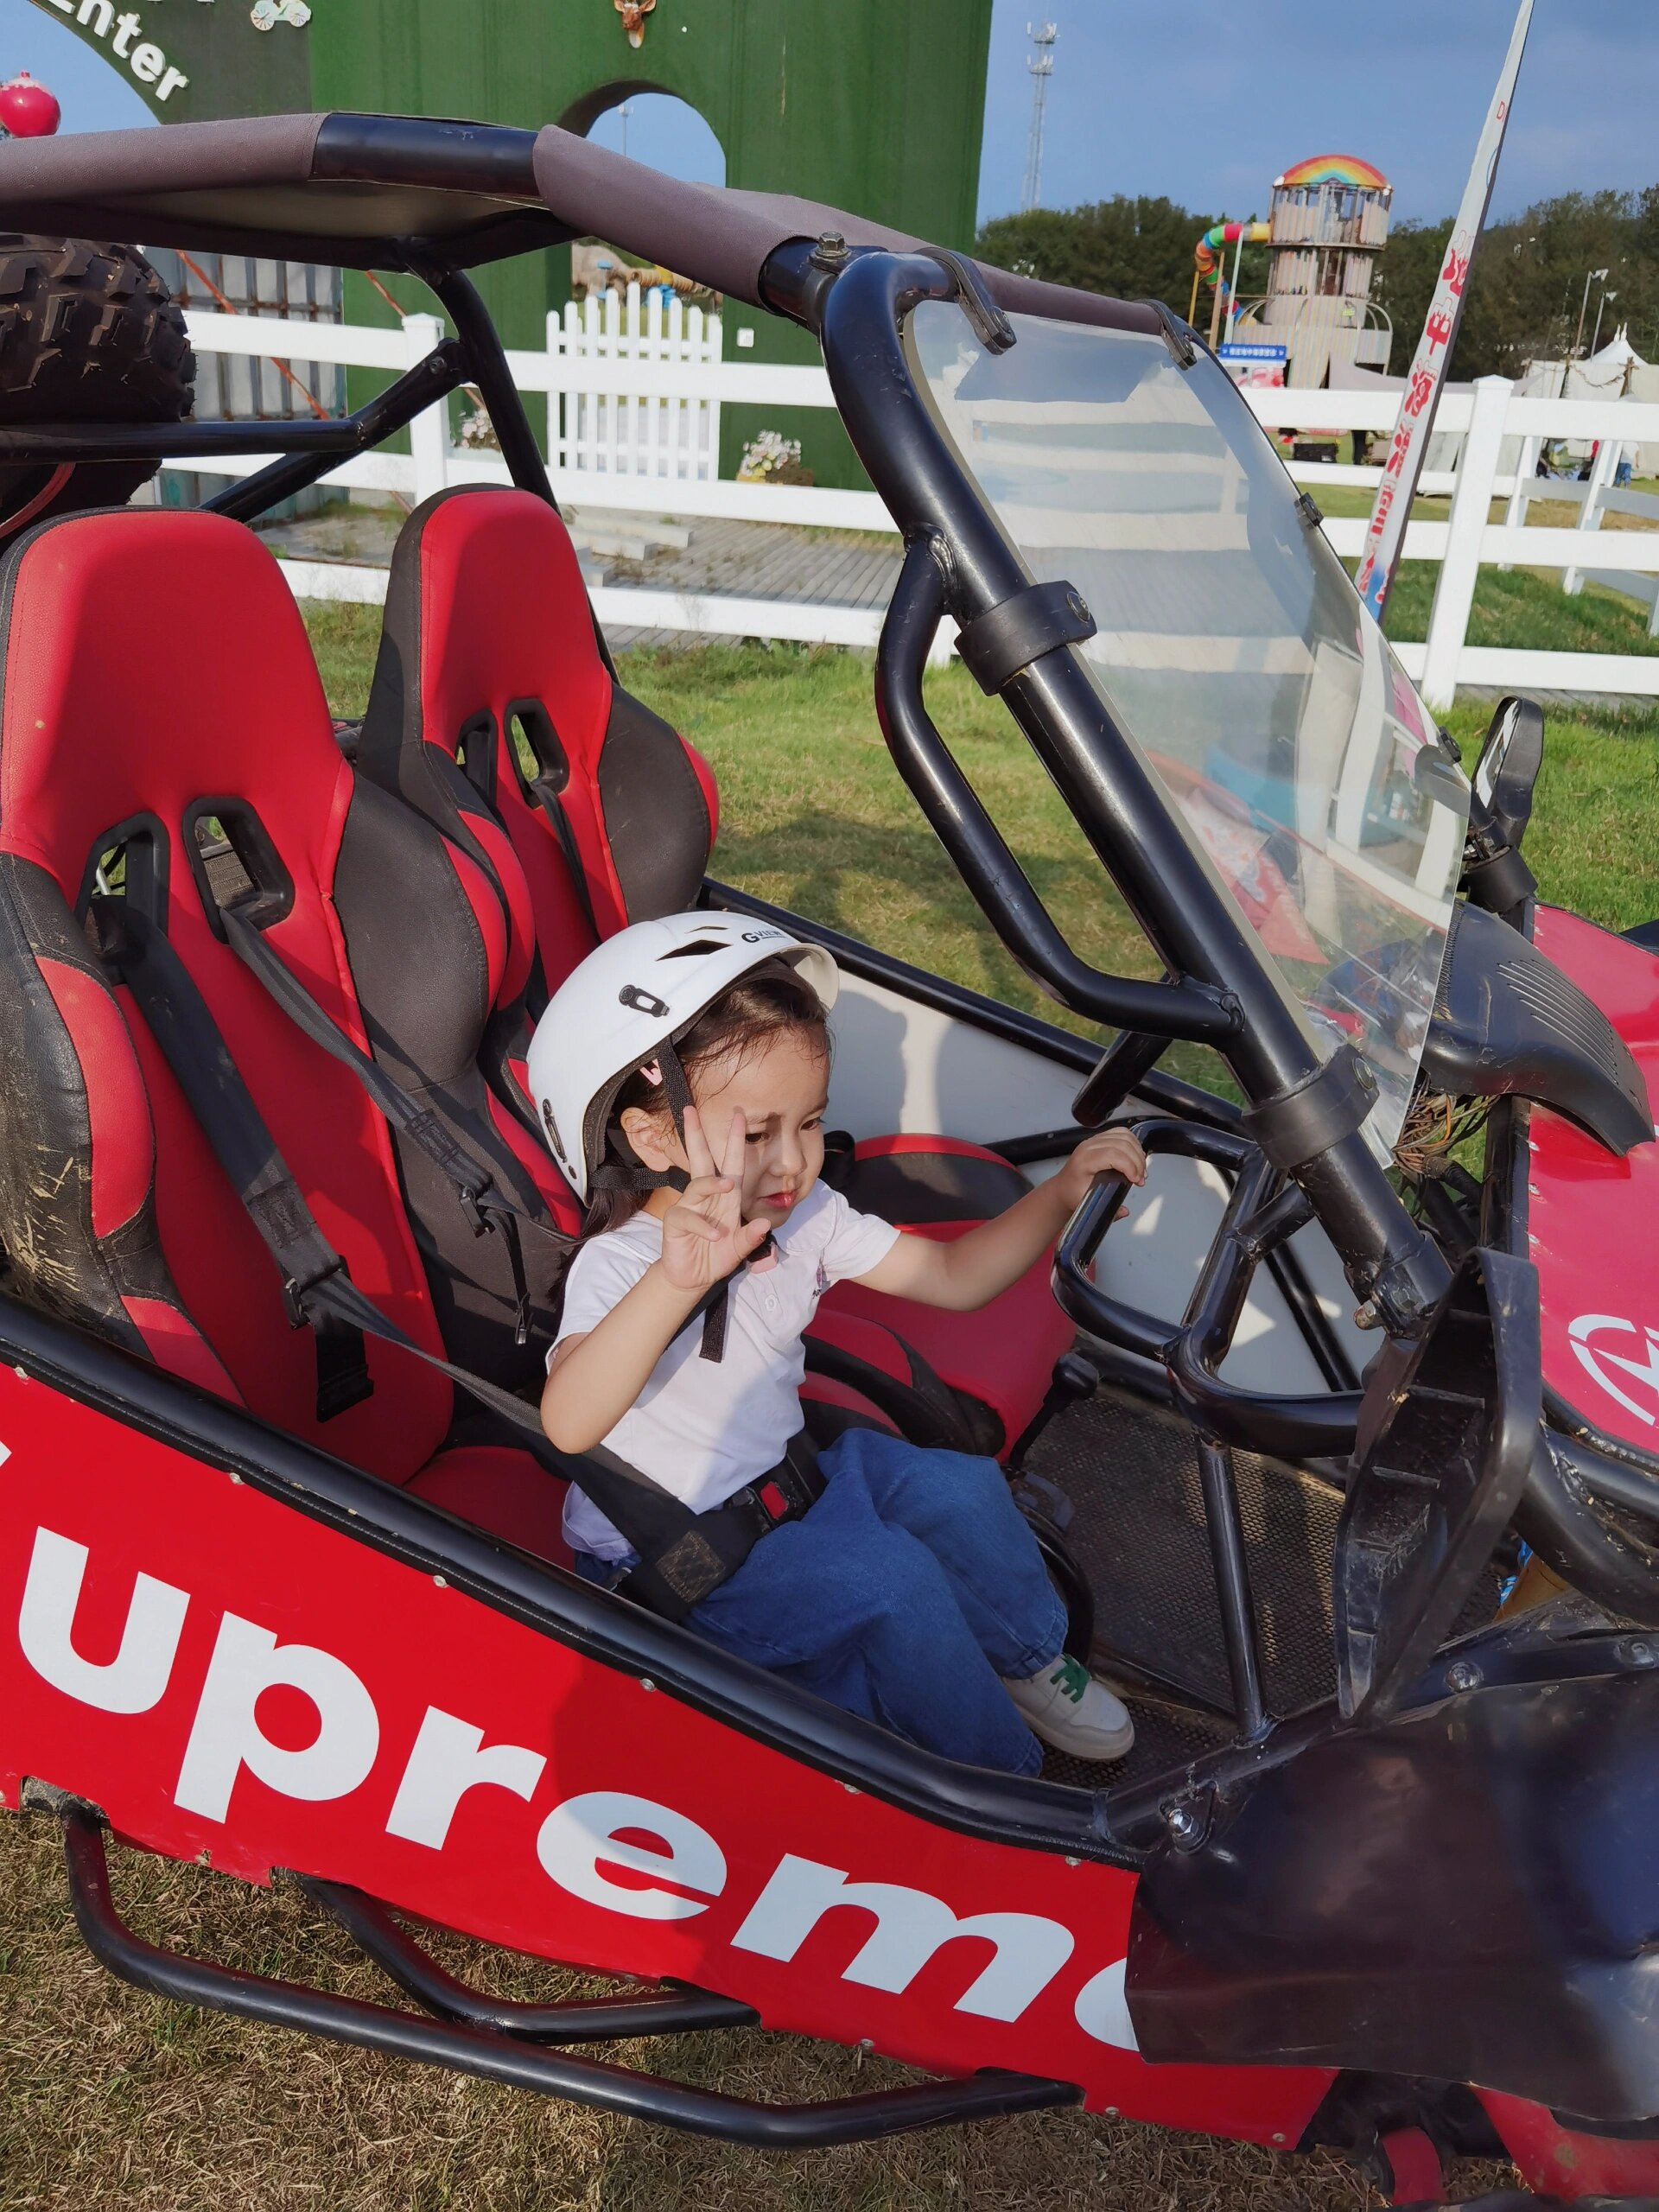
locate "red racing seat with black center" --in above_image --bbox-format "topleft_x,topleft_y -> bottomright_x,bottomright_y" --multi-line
0,505 -> 574,1562
354,486 -> 1074,1454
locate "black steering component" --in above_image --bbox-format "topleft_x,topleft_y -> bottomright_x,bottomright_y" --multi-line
1053,1117 -> 1363,1460
1421,899 -> 1653,1156
1335,1244 -> 1540,1720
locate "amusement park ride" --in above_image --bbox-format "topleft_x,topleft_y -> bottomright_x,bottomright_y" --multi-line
1197,154 -> 1396,389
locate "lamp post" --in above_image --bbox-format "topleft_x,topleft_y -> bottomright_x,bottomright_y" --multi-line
1589,286 -> 1617,359
1573,265 -> 1609,359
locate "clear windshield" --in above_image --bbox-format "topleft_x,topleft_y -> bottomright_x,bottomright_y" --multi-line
910,302 -> 1470,1154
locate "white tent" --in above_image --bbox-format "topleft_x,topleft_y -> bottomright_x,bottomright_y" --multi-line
1519,329 -> 1659,471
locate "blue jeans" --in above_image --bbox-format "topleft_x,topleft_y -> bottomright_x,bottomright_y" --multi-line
577,1428 -> 1066,1777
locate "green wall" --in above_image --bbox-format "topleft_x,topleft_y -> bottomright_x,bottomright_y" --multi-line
27,0 -> 991,482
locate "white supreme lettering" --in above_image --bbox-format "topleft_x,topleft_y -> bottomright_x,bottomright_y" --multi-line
732,1853 -> 1075,2023
385,1708 -> 546,1850
18,1526 -> 188,1714
1073,1955 -> 1138,2050
175,1614 -> 379,1823
536,1790 -> 725,1921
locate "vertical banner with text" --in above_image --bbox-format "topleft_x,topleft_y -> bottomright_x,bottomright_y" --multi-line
1355,0 -> 1533,620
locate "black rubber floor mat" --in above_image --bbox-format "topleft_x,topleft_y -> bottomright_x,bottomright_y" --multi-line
1040,1692 -> 1233,1795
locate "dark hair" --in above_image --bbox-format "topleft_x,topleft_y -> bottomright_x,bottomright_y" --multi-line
584,963 -> 831,1236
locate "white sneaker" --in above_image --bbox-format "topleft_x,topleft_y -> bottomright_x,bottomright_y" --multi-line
1003,1654 -> 1135,1762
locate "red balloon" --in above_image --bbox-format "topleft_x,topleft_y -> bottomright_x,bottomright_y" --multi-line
0,73 -> 62,139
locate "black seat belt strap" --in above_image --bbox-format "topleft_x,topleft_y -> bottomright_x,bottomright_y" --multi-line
92,899 -> 373,1423
220,902 -> 564,1344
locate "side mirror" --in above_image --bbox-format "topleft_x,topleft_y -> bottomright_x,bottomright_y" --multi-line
1463,696 -> 1543,916
1472,695 -> 1544,855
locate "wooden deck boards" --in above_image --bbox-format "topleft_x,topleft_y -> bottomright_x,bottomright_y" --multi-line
605,515 -> 902,609
259,499 -> 906,626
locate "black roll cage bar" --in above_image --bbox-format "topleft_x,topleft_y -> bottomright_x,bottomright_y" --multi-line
766,239 -> 1452,1339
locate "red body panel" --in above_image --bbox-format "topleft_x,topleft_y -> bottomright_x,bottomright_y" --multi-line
1480,2088 -> 1659,2199
0,1363 -> 1328,2145
1529,906 -> 1659,1458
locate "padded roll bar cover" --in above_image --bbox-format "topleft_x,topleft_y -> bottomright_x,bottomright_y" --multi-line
530,125 -> 1167,332
1422,899 -> 1654,1156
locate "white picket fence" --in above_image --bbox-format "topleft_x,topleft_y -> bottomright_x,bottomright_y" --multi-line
174,302 -> 1659,704
547,283 -> 721,481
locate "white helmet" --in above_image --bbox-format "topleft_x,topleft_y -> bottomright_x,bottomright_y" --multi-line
527,911 -> 838,1204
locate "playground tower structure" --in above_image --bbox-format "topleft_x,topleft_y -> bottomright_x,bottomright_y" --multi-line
1237,155 -> 1394,389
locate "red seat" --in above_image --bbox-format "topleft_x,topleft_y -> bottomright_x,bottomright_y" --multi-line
0,506 -> 571,1564
356,487 -> 1075,1453
357,485 -> 716,1005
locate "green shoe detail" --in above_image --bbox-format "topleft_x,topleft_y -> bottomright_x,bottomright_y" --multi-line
1047,1654 -> 1090,1704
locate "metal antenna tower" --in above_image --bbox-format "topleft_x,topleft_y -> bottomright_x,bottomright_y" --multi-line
1021,21 -> 1058,213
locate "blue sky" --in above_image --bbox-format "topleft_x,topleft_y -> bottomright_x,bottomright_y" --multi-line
3,0 -> 1656,228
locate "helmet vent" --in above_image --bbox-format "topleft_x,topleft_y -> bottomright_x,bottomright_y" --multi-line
658,938 -> 728,958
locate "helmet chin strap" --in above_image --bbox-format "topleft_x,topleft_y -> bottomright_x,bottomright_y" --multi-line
591,1034 -> 773,1362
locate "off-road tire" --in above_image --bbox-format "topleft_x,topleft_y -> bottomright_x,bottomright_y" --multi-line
0,235 -> 194,423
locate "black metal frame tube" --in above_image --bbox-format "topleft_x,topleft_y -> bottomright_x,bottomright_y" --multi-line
803,245 -> 1449,1319
1071,1029 -> 1173,1126
200,339 -> 468,524
876,538 -> 1236,1044
1195,1437 -> 1270,1740
0,331 -> 457,469
297,1877 -> 756,2042
422,264 -> 557,509
62,1810 -> 1078,2146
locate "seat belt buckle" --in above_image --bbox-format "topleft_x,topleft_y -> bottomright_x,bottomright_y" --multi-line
758,1479 -> 791,1522
281,1255 -> 344,1330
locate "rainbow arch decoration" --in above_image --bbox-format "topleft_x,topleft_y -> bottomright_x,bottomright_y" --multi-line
1274,154 -> 1390,193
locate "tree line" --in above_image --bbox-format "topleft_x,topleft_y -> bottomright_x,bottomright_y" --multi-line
976,187 -> 1659,376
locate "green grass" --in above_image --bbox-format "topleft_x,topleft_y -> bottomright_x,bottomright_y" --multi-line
11,614 -> 1650,2211
312,601 -> 1659,999
1306,483 -> 1659,657
1382,563 -> 1659,658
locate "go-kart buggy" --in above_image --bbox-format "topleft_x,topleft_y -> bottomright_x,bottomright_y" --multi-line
0,117 -> 1654,2209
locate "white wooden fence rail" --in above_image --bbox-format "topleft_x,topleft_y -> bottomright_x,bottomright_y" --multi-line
178,306 -> 1659,705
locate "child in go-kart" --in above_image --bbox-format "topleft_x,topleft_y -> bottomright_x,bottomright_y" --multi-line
530,913 -> 1147,1776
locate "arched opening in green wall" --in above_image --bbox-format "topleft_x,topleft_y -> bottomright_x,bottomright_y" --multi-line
564,84 -> 724,188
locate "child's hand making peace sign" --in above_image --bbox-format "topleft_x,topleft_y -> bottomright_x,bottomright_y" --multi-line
659,1103 -> 773,1292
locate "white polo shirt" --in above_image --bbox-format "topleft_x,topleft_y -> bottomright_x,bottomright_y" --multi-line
551,1180 -> 900,1561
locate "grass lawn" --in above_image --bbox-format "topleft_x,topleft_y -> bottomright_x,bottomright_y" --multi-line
6,609 -> 1651,2211
312,596 -> 1659,965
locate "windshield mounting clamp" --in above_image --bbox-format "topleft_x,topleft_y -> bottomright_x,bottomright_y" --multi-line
1239,1045 -> 1378,1174
917,247 -> 1016,354
1149,300 -> 1198,368
956,579 -> 1097,695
